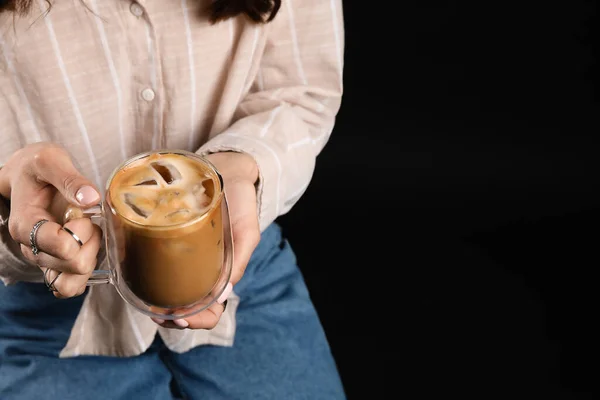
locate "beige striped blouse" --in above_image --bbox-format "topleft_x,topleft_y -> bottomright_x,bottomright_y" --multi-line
0,0 -> 344,357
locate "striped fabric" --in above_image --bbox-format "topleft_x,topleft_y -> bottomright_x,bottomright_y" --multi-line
0,0 -> 344,357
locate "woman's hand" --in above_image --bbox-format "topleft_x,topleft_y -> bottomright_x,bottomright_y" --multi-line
0,142 -> 102,298
153,151 -> 260,330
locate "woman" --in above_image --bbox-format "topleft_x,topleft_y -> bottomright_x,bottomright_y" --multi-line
0,0 -> 345,398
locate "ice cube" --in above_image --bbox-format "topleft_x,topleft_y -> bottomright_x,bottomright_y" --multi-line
164,209 -> 191,223
151,162 -> 182,185
191,183 -> 206,196
134,179 -> 158,186
195,192 -> 211,208
157,189 -> 183,207
123,193 -> 155,218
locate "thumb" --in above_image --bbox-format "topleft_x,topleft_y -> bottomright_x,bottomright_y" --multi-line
33,147 -> 100,207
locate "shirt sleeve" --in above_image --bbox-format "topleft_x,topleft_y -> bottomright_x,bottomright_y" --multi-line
198,0 -> 345,231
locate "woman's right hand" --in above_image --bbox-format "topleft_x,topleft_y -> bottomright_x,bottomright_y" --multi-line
0,142 -> 102,298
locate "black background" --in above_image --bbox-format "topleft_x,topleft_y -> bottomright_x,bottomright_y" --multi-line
277,1 -> 600,398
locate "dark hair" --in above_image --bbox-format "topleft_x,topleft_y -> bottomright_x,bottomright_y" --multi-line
0,0 -> 281,23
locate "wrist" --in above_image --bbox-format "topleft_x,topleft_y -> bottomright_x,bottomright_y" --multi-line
205,151 -> 259,184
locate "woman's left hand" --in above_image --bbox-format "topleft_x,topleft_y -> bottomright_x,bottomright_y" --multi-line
152,151 -> 260,330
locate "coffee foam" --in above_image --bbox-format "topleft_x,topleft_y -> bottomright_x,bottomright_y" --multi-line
109,154 -> 214,226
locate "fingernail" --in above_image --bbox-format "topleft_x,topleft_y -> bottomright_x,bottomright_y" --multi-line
174,319 -> 189,328
75,186 -> 100,206
151,317 -> 165,325
218,282 -> 233,304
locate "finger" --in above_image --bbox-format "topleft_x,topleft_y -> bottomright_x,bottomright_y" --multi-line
217,282 -> 233,304
152,301 -> 227,330
29,145 -> 100,207
12,215 -> 96,262
184,301 -> 228,330
8,176 -> 58,243
41,267 -> 90,299
21,224 -> 102,275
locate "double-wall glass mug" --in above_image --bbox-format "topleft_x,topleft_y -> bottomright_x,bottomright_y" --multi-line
64,150 -> 233,320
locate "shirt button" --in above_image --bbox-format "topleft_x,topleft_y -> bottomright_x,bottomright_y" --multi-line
130,2 -> 144,17
141,88 -> 155,102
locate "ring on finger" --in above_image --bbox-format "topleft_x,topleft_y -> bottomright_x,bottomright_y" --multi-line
43,268 -> 62,293
30,219 -> 49,256
62,226 -> 83,247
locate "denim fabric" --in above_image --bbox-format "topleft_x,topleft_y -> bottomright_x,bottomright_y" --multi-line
0,223 -> 346,400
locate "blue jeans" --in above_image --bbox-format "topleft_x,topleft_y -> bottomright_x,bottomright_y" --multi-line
0,224 -> 345,400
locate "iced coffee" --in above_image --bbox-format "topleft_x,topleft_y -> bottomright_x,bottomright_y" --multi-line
107,152 -> 223,308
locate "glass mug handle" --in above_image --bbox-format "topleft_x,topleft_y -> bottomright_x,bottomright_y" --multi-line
64,204 -> 111,286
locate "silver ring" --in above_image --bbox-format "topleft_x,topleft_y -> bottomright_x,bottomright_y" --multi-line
29,219 -> 49,256
62,226 -> 83,247
43,268 -> 62,293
